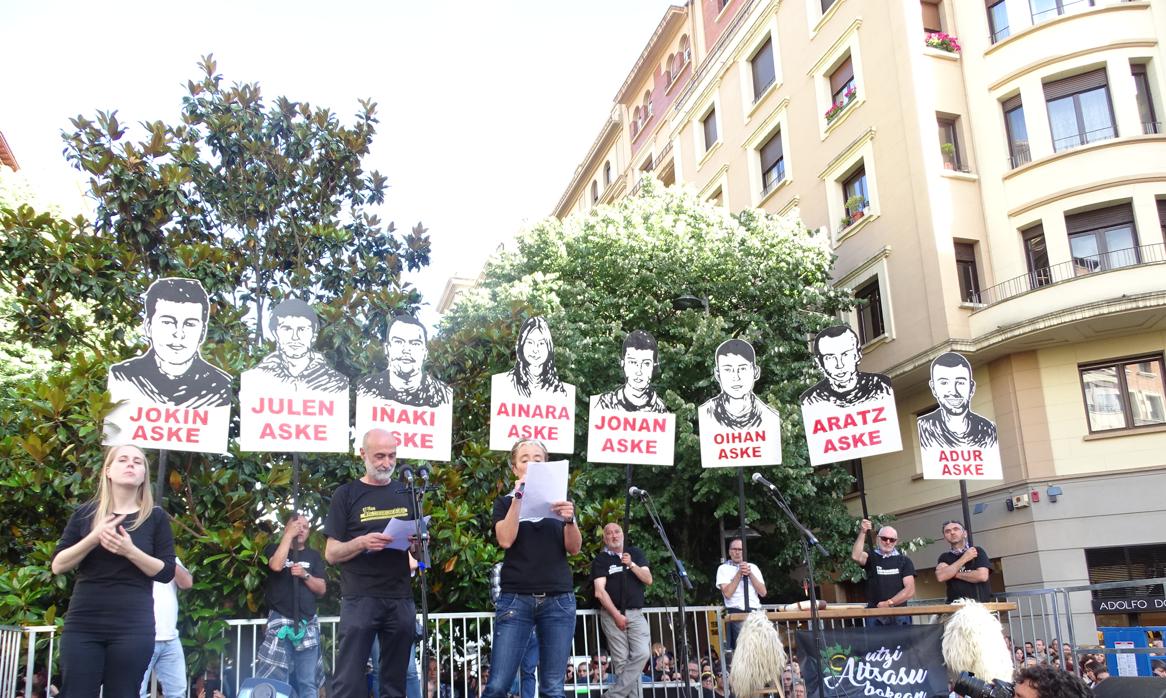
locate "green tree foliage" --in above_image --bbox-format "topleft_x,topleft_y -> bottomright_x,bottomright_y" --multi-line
428,179 -> 860,609
0,56 -> 429,670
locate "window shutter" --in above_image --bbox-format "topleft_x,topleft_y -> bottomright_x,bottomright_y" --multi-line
760,130 -> 783,172
1002,93 -> 1023,112
922,1 -> 942,31
1157,198 -> 1166,226
1065,203 -> 1134,235
955,242 -> 977,262
829,56 -> 854,94
1044,69 -> 1109,101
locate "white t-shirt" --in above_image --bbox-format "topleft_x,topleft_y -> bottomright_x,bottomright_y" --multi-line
152,557 -> 184,641
715,560 -> 765,610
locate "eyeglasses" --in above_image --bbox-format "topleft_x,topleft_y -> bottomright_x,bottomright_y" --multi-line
879,536 -> 897,543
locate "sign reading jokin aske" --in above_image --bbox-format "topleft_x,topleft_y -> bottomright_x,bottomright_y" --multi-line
353,315 -> 454,462
800,325 -> 902,466
238,298 -> 350,453
587,330 -> 676,466
104,277 -> 233,454
489,316 -> 576,454
917,351 -> 1002,480
796,624 -> 947,698
697,339 -> 782,468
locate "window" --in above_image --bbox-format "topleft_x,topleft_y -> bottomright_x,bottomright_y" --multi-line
1003,95 -> 1030,168
633,107 -> 643,135
821,0 -> 837,12
1079,355 -> 1166,432
837,459 -> 863,497
709,187 -> 723,206
843,164 -> 868,217
955,243 -> 981,303
922,0 -> 943,32
1159,199 -> 1166,239
1065,204 -> 1139,273
680,35 -> 691,64
702,108 -> 719,152
720,0 -> 731,9
1133,64 -> 1160,135
938,116 -> 964,170
854,278 -> 885,344
590,181 -> 599,204
751,37 -> 776,102
1022,224 -> 1051,289
987,0 -> 1010,43
603,161 -> 612,186
1030,0 -> 1093,25
829,56 -> 855,106
759,129 -> 785,193
644,91 -> 653,119
1045,69 -> 1116,152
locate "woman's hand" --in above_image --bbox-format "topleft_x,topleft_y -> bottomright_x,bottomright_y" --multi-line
99,523 -> 138,557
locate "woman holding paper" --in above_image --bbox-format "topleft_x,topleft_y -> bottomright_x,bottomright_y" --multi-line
51,445 -> 176,698
481,439 -> 581,698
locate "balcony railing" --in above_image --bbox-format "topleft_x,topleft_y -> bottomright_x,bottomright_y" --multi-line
972,243 -> 1166,306
1052,125 -> 1116,153
1144,121 -> 1163,135
1008,142 -> 1032,169
1031,0 -> 1094,24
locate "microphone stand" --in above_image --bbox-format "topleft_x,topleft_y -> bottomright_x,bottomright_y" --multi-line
754,479 -> 828,698
635,492 -> 695,698
400,468 -> 438,698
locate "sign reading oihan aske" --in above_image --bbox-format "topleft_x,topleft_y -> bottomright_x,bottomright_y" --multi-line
489,316 -> 575,454
796,625 -> 947,698
354,315 -> 453,461
238,298 -> 350,453
104,277 -> 233,454
587,330 -> 676,465
917,352 -> 1002,480
800,325 -> 902,466
697,339 -> 782,468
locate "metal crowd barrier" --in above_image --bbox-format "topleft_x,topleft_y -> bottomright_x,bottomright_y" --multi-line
0,625 -> 56,698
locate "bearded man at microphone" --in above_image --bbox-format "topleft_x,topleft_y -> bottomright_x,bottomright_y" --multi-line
592,522 -> 653,698
716,538 -> 767,653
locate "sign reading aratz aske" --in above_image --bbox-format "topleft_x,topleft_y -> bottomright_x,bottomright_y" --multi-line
104,277 -> 233,454
796,625 -> 946,698
489,317 -> 575,454
354,315 -> 454,461
697,339 -> 782,468
238,298 -> 350,453
917,351 -> 1002,480
800,325 -> 902,466
587,330 -> 676,465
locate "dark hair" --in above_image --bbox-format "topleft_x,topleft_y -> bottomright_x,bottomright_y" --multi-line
715,339 -> 756,364
942,519 -> 965,531
931,351 -> 972,375
388,314 -> 428,343
622,329 -> 659,362
1014,664 -> 1090,697
145,277 -> 209,323
509,316 -> 564,397
812,325 -> 858,356
268,298 -> 319,334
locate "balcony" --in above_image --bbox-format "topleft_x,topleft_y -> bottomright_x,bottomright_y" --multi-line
1051,125 -> 1116,153
973,243 -> 1164,306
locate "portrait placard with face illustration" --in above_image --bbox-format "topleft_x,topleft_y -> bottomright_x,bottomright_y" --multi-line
587,330 -> 676,465
917,351 -> 1001,479
489,316 -> 576,454
697,338 -> 782,468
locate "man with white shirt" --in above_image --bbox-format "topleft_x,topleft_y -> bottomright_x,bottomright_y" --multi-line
715,538 -> 767,652
140,558 -> 194,698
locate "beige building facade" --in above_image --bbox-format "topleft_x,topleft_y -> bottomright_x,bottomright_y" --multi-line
553,0 -> 1166,635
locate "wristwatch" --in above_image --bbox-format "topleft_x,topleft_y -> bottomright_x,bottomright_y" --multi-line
564,517 -> 576,525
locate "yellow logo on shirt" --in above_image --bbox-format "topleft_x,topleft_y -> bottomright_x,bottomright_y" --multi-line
360,506 -> 409,522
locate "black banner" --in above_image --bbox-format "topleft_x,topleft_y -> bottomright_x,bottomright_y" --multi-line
796,624 -> 947,698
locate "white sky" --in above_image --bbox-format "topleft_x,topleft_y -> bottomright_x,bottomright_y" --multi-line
1,1 -> 675,327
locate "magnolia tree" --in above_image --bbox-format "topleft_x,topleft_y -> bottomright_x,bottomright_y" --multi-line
0,57 -> 428,669
427,179 -> 862,608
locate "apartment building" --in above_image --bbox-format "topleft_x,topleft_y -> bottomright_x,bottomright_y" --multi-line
552,0 -> 1166,634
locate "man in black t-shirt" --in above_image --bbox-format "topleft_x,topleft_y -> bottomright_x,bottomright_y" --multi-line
850,518 -> 915,626
935,519 -> 991,602
591,523 -> 653,698
324,429 -> 418,698
256,514 -> 327,698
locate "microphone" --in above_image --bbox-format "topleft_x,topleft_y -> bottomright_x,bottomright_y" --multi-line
400,466 -> 415,484
751,472 -> 777,491
417,466 -> 431,482
513,482 -> 525,499
628,486 -> 649,499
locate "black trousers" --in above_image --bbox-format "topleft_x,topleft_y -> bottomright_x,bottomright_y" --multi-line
60,629 -> 153,698
333,596 -> 416,698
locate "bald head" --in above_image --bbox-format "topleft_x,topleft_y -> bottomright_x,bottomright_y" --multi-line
360,428 -> 400,485
876,526 -> 899,553
603,522 -> 625,552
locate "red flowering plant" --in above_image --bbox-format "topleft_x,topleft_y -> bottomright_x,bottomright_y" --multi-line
824,85 -> 858,123
925,32 -> 961,53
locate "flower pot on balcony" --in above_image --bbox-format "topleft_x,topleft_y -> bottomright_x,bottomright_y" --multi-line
850,210 -> 865,223
943,161 -> 954,170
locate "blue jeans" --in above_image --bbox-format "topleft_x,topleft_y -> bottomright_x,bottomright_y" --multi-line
483,593 -> 576,698
509,630 -> 539,698
139,638 -> 187,698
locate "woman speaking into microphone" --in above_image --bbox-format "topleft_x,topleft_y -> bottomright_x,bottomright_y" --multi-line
51,445 -> 176,697
481,439 -> 580,698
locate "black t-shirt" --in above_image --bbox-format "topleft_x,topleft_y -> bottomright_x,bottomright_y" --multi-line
590,546 -> 649,610
324,479 -> 417,598
938,547 -> 992,602
862,552 -> 915,607
263,543 -> 325,622
52,503 -> 176,635
492,495 -> 572,594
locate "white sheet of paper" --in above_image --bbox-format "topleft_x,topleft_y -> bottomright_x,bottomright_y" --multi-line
382,516 -> 430,550
519,460 -> 569,522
